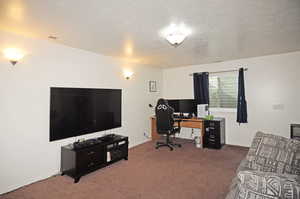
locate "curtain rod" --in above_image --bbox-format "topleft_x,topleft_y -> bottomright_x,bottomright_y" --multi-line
188,68 -> 248,76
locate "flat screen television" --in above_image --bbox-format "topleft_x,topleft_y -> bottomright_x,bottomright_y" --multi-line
50,87 -> 121,141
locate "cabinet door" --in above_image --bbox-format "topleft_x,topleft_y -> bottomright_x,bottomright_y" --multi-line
204,121 -> 221,149
76,145 -> 106,173
210,122 -> 220,143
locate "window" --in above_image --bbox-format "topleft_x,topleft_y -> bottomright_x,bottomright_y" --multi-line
209,74 -> 238,109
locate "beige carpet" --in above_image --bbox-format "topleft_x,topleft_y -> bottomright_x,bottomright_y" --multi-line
1,140 -> 248,199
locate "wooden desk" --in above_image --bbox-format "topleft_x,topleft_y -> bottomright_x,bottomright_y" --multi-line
150,116 -> 204,140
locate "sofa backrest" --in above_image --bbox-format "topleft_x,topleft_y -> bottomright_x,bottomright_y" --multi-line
244,131 -> 300,175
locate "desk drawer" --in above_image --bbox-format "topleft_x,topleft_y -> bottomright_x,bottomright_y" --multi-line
180,121 -> 202,129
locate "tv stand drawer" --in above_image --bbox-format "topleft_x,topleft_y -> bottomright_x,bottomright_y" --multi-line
77,145 -> 104,158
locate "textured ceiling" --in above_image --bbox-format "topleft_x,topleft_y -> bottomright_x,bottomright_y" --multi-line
0,0 -> 300,68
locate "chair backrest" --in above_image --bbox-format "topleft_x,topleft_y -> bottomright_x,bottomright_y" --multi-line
155,99 -> 174,134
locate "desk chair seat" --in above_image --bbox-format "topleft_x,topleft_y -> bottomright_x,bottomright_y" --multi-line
155,99 -> 182,151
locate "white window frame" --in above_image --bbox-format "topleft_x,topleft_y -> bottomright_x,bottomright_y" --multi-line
209,107 -> 237,113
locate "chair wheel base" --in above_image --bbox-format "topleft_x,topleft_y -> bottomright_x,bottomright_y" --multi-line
155,142 -> 181,151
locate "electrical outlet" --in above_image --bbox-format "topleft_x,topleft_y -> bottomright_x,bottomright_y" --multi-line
272,104 -> 284,110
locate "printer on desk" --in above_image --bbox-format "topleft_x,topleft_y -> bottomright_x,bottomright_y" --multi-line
197,104 -> 209,118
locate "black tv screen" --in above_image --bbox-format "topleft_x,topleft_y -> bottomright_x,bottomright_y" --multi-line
50,87 -> 121,141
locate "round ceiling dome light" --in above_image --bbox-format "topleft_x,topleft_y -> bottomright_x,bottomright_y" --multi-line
160,23 -> 192,47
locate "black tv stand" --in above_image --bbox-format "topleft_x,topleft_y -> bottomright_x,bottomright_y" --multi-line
61,134 -> 128,183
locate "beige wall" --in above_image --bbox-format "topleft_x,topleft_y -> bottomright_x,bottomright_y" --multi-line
162,51 -> 300,146
0,30 -> 162,194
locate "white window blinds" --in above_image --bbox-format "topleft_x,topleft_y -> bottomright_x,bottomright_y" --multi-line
209,74 -> 238,109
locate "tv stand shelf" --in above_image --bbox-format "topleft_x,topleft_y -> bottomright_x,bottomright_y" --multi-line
61,134 -> 128,183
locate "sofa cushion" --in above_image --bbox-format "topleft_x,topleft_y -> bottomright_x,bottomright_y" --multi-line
228,158 -> 254,191
245,131 -> 300,175
236,170 -> 300,199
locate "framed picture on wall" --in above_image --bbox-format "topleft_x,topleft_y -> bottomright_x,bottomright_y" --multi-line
149,81 -> 157,92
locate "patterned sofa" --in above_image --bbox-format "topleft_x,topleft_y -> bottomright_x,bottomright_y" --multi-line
225,131 -> 300,199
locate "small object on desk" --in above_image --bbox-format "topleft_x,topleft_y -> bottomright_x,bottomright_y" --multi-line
204,115 -> 214,120
188,112 -> 194,118
197,104 -> 209,117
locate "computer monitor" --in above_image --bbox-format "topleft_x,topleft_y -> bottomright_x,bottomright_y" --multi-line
167,100 -> 180,112
167,99 -> 196,114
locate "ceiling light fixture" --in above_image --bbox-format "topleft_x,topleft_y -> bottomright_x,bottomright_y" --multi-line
161,23 -> 192,47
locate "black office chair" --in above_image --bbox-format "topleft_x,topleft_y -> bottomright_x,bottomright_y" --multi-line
155,98 -> 182,151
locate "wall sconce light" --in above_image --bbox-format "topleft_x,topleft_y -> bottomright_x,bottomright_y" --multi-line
3,48 -> 25,65
124,71 -> 134,80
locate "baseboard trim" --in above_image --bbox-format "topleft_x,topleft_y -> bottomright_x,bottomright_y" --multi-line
129,138 -> 151,149
225,144 -> 249,149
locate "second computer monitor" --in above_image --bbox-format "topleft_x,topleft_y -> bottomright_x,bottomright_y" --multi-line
167,99 -> 196,114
